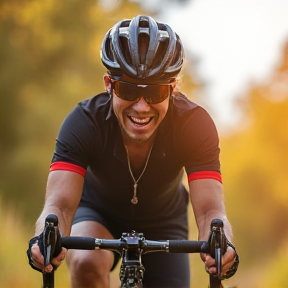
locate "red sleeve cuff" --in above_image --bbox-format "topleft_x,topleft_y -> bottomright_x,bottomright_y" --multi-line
188,171 -> 222,183
50,162 -> 86,177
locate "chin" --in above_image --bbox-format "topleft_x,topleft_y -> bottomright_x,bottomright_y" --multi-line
124,130 -> 153,142
128,134 -> 151,142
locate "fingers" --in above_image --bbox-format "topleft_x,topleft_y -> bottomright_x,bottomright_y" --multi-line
221,246 -> 236,274
30,242 -> 67,273
51,248 -> 67,267
30,242 -> 45,271
202,246 -> 236,276
202,253 -> 217,275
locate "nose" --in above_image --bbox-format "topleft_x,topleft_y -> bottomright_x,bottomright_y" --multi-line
133,96 -> 151,112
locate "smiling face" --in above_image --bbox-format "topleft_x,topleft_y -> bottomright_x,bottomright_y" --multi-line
104,75 -> 172,144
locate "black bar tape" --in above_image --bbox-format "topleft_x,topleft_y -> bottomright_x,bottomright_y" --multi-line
168,240 -> 209,253
61,236 -> 96,250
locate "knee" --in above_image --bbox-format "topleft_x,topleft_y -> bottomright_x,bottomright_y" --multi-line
67,250 -> 113,282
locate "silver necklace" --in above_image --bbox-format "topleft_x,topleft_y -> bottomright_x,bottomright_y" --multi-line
126,144 -> 154,204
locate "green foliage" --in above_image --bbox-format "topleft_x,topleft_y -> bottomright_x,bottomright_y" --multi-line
0,0 -> 145,221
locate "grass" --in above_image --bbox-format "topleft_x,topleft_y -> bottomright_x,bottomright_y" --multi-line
0,198 -> 69,288
0,197 -> 120,288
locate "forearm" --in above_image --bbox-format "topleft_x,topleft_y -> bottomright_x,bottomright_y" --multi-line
34,205 -> 74,237
196,211 -> 233,242
189,179 -> 233,242
34,170 -> 84,237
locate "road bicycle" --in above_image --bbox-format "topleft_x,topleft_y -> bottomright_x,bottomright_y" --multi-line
41,214 -> 232,288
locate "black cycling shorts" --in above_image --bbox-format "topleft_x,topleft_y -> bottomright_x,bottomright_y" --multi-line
73,206 -> 190,288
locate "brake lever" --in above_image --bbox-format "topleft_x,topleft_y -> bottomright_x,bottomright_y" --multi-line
208,218 -> 228,277
43,214 -> 58,265
42,214 -> 59,288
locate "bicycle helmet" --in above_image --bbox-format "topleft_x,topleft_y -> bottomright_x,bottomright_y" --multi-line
100,15 -> 184,81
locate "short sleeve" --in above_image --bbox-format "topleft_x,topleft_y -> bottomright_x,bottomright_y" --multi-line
178,107 -> 221,176
51,104 -> 100,169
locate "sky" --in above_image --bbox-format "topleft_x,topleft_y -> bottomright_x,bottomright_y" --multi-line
152,0 -> 288,129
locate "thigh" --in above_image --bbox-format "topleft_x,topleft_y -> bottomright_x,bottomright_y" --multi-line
141,252 -> 190,288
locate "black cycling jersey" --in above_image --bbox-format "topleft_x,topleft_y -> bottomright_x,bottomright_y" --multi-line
51,92 -> 221,228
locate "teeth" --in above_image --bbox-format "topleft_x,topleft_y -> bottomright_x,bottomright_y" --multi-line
130,116 -> 151,125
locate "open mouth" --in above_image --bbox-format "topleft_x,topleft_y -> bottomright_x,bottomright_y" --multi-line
128,116 -> 153,126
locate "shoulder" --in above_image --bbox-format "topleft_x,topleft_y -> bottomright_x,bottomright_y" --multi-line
58,92 -> 113,140
169,92 -> 219,149
171,92 -> 214,126
54,93 -> 111,167
172,91 -> 199,115
78,93 -> 111,115
65,93 -> 113,124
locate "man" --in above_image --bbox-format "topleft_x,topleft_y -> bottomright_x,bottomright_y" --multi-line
27,15 -> 238,288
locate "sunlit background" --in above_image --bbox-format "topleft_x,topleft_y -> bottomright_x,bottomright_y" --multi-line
1,0 -> 288,287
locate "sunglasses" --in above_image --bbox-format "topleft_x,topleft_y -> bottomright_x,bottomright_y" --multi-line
110,79 -> 174,104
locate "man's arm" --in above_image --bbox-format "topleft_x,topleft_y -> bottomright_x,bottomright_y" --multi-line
189,178 -> 236,276
35,170 -> 84,236
30,170 -> 84,272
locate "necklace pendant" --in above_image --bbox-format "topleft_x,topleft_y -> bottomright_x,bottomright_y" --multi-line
131,183 -> 138,204
126,144 -> 154,205
131,196 -> 138,204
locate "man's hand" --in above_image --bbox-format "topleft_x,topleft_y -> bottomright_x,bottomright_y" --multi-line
27,236 -> 67,273
201,242 -> 239,280
202,245 -> 236,274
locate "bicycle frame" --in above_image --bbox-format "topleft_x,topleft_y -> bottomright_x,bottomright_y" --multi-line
42,214 -> 226,288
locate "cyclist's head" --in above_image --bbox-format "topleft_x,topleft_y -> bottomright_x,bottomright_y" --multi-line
100,15 -> 184,82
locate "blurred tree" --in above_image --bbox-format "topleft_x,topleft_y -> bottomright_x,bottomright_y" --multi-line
220,40 -> 288,278
131,0 -> 192,14
256,241 -> 288,287
0,0 -> 145,221
2,0 -> 288,286
0,0 -> 201,223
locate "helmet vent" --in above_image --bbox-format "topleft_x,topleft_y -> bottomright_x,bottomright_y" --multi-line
101,15 -> 184,80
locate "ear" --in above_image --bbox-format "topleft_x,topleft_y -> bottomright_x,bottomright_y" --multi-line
171,80 -> 177,91
103,75 -> 111,93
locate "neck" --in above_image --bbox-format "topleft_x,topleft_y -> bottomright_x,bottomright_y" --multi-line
122,130 -> 156,149
124,137 -> 155,179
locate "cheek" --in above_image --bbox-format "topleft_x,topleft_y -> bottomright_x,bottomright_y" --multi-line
112,96 -> 122,118
154,98 -> 170,120
112,96 -> 129,120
